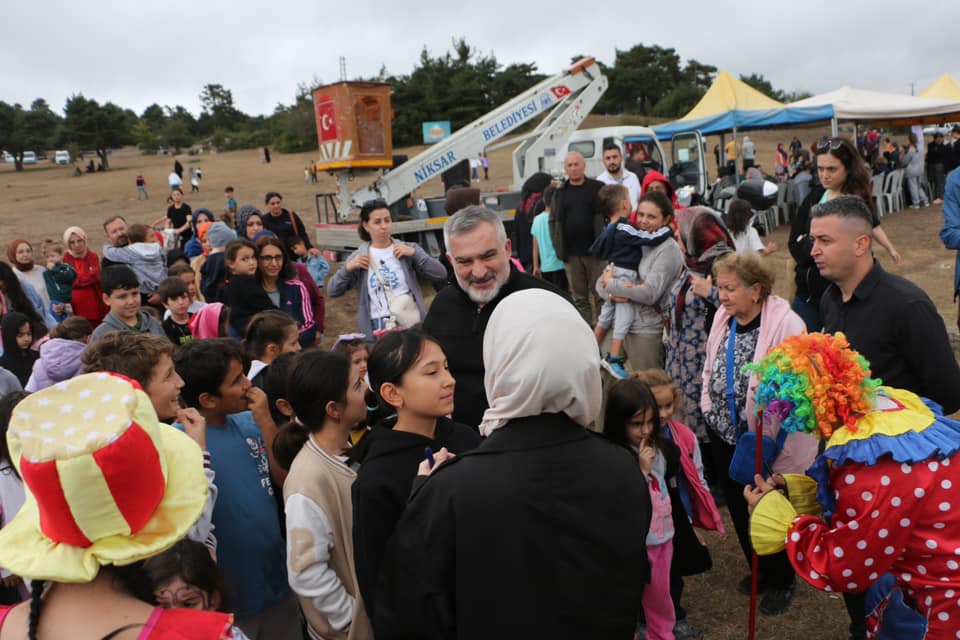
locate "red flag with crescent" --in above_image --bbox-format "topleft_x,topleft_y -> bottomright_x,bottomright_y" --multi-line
317,99 -> 338,142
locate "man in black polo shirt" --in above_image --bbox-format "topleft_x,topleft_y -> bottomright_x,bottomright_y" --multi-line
812,194 -> 960,640
812,195 -> 960,413
549,151 -> 605,323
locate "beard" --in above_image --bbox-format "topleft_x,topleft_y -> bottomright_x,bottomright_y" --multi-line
456,269 -> 507,305
606,162 -> 622,174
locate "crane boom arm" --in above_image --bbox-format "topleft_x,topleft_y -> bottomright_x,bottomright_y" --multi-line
350,58 -> 605,207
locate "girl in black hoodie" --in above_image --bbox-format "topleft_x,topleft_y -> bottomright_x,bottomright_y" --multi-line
0,312 -> 38,387
351,328 -> 480,627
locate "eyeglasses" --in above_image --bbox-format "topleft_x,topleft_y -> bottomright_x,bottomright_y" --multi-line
816,136 -> 845,154
258,254 -> 284,263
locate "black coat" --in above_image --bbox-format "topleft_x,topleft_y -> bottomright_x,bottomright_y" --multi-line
262,208 -> 313,254
352,417 -> 481,625
928,140 -> 952,166
373,413 -> 651,640
788,184 -> 830,305
422,266 -> 566,428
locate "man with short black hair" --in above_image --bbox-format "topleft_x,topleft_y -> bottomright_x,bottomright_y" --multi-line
597,143 -> 641,212
812,195 -> 959,414
548,151 -> 605,323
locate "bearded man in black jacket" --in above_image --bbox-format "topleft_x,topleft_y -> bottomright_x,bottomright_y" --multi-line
423,206 -> 568,429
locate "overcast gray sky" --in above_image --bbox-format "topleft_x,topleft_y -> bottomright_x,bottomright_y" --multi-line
3,1 -> 958,117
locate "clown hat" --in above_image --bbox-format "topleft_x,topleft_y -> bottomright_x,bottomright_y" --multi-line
0,372 -> 207,583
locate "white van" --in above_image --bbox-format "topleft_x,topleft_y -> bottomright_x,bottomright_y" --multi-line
21,152 -> 36,165
54,150 -> 70,165
564,126 -> 708,198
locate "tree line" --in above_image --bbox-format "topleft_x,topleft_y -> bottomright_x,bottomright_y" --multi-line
0,39 -> 809,171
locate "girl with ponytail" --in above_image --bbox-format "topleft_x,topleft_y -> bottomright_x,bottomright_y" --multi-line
350,328 -> 481,630
273,350 -> 374,639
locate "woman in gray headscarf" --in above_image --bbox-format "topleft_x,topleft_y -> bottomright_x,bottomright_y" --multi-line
374,289 -> 651,640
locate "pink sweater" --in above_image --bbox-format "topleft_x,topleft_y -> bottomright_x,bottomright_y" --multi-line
700,295 -> 818,475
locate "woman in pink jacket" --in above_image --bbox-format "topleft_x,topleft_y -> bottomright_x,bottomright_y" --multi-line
699,251 -> 814,616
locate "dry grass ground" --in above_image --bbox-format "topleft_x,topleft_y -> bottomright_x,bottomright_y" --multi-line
1,116 -> 956,639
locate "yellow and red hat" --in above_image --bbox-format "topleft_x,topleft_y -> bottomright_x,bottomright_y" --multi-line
0,372 -> 207,583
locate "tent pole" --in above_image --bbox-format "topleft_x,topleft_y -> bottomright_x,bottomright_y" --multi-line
831,117 -> 838,137
720,133 -> 725,178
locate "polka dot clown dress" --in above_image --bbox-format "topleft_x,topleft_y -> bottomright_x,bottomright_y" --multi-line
753,388 -> 960,639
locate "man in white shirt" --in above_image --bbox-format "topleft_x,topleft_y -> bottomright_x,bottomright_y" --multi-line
742,136 -> 756,171
168,171 -> 183,190
597,143 -> 641,212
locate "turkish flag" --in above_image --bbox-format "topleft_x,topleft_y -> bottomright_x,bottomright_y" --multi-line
317,99 -> 338,142
550,85 -> 571,99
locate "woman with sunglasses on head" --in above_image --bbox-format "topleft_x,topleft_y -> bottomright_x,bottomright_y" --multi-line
328,199 -> 446,338
788,136 -> 901,331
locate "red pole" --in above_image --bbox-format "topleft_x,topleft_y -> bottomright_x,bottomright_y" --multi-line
748,409 -> 765,640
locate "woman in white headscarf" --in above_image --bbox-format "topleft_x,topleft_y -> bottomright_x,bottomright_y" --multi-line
373,289 -> 652,640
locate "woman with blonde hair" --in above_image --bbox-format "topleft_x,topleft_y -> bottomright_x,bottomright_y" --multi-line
700,251 -> 814,615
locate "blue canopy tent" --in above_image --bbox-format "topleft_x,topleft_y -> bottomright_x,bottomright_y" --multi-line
652,104 -> 835,139
651,71 -> 835,140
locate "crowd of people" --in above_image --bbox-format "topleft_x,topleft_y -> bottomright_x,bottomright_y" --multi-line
0,139 -> 959,640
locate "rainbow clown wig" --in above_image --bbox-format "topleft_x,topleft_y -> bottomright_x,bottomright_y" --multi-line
747,333 -> 881,440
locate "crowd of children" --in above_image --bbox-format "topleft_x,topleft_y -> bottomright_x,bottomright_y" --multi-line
3,159 -> 957,640
0,174 -> 787,640
0,198 -> 717,636
0,271 -> 727,639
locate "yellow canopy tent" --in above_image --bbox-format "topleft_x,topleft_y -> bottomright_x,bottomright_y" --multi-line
679,70 -> 784,121
919,74 -> 960,101
654,69 -> 832,141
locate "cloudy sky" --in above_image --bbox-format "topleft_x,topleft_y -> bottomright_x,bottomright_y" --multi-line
3,1 -> 958,118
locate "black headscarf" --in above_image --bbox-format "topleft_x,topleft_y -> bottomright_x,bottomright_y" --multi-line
0,312 -> 38,386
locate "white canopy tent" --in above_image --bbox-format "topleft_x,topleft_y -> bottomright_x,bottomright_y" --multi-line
789,86 -> 960,132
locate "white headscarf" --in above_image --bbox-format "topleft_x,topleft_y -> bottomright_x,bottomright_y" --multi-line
479,289 -> 601,436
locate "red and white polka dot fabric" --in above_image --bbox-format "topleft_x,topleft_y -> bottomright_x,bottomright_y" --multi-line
786,455 -> 960,639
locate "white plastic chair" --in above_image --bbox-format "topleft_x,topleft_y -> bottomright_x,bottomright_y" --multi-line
884,170 -> 904,212
872,174 -> 888,218
775,182 -> 788,225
